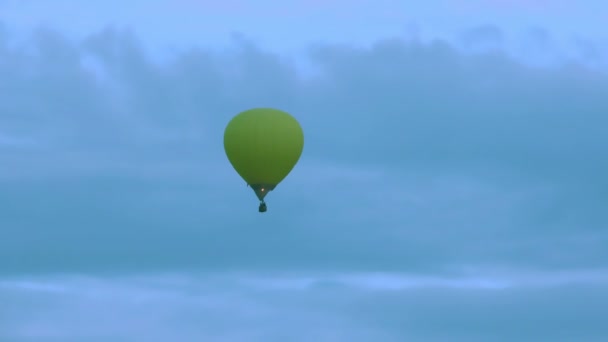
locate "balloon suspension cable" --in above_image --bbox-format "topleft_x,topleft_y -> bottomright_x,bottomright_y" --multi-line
249,184 -> 273,213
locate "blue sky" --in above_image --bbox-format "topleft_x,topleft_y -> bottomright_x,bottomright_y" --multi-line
0,1 -> 607,341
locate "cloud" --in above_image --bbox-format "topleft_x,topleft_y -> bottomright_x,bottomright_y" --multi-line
0,23 -> 605,281
0,272 -> 607,341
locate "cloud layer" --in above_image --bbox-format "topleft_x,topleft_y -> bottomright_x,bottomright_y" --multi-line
1,25 -> 605,275
1,272 -> 607,341
0,22 -> 606,340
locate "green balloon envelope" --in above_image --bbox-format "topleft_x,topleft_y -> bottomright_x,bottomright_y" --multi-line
224,108 -> 304,205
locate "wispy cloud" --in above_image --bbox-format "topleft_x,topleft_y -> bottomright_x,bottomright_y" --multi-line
1,271 -> 607,341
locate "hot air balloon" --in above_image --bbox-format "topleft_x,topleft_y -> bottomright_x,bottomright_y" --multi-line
224,108 -> 304,212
